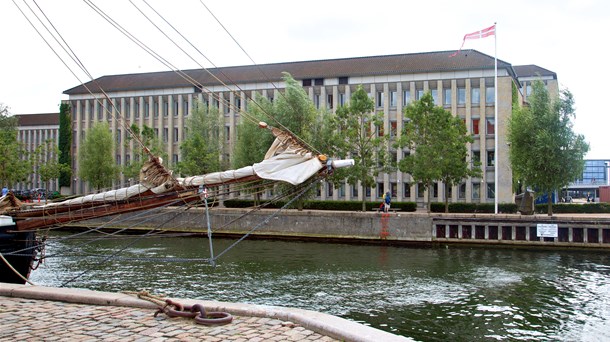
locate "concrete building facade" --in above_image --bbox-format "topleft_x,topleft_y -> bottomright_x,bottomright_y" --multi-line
63,49 -> 558,206
14,113 -> 60,192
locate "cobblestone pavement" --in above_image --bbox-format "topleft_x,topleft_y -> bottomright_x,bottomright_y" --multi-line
0,296 -> 338,341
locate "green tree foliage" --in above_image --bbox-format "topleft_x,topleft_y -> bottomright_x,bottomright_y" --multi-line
397,92 -> 478,212
123,124 -> 167,181
177,101 -> 224,176
333,85 -> 389,212
79,122 -> 119,191
0,104 -> 30,187
508,80 -> 589,215
58,103 -> 72,187
32,139 -> 71,193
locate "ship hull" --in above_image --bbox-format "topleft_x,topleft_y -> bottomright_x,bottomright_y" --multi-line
0,225 -> 37,284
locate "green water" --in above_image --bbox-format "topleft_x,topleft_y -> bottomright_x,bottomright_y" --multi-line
30,232 -> 610,341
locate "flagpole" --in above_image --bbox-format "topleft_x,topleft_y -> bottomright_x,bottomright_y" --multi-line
494,22 -> 498,214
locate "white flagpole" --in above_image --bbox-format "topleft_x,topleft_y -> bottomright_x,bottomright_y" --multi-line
494,22 -> 498,214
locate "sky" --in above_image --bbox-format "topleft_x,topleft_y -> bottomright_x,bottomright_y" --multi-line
1,0 -> 608,159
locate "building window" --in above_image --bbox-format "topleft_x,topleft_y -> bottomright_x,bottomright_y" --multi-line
472,150 -> 481,166
444,88 -> 451,105
431,89 -> 438,105
471,88 -> 480,104
174,101 -> 179,116
327,94 -> 333,109
351,184 -> 358,197
377,183 -> 384,198
417,183 -> 424,198
390,121 -> 397,138
487,183 -> 495,199
472,118 -> 480,135
116,154 -> 121,165
390,183 -> 397,197
416,89 -> 424,100
390,91 -> 397,107
183,100 -> 189,116
225,126 -> 230,141
365,187 -> 371,198
314,94 -> 320,109
173,128 -> 179,142
116,129 -> 121,144
487,150 -> 495,167
403,183 -> 411,198
376,92 -> 384,107
327,182 -> 333,197
163,102 -> 168,116
403,90 -> 411,106
458,183 -> 466,199
339,183 -> 345,198
172,154 -> 179,165
458,88 -> 466,105
125,154 -> 130,165
144,101 -> 150,118
338,77 -> 348,85
163,128 -> 168,142
339,93 -> 346,107
154,102 -> 159,117
135,102 -> 140,118
486,87 -> 495,103
472,182 -> 480,199
314,78 -> 324,86
486,118 -> 495,135
302,79 -> 312,87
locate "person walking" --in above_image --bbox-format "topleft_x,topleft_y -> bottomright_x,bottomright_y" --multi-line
383,191 -> 391,213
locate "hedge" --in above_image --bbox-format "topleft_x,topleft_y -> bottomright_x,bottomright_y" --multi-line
222,199 -> 610,214
223,199 -> 417,212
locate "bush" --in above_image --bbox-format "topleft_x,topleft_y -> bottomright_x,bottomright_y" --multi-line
535,202 -> 610,214
430,202 -> 518,213
223,199 -> 417,212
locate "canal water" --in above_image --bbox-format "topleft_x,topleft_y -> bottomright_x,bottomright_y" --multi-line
30,231 -> 610,341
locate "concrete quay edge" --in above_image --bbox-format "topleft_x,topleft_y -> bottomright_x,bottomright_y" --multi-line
0,282 -> 413,342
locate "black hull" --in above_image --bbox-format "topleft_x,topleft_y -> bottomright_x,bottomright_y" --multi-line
0,225 -> 37,284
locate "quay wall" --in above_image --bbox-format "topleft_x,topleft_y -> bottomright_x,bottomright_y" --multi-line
79,208 -> 610,249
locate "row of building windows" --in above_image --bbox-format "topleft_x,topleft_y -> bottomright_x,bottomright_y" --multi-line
317,181 -> 496,200
376,87 -> 495,108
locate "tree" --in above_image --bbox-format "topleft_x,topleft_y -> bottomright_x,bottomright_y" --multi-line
32,139 -> 71,196
397,92 -> 478,212
333,85 -> 389,212
58,103 -> 72,188
177,100 -> 225,176
79,122 -> 119,191
436,110 -> 480,213
508,80 -> 589,216
0,103 -> 30,188
123,124 -> 167,181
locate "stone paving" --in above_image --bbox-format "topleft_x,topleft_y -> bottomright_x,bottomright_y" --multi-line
0,296 -> 339,341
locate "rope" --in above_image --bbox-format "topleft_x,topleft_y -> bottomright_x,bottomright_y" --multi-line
0,251 -> 35,285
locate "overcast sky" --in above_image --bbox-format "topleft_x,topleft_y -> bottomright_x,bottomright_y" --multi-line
1,0 -> 608,158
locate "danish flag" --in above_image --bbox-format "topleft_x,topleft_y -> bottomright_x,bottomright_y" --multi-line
449,24 -> 496,57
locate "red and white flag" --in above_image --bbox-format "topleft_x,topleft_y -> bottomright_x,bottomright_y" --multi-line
449,24 -> 496,57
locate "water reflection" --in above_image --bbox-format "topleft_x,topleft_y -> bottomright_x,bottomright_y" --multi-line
31,232 -> 610,341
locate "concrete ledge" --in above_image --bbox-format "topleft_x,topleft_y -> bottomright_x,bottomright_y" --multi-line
0,283 -> 412,342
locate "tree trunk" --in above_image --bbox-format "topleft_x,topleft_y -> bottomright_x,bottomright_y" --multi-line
444,183 -> 449,213
426,181 -> 432,213
547,191 -> 553,216
361,183 -> 366,212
